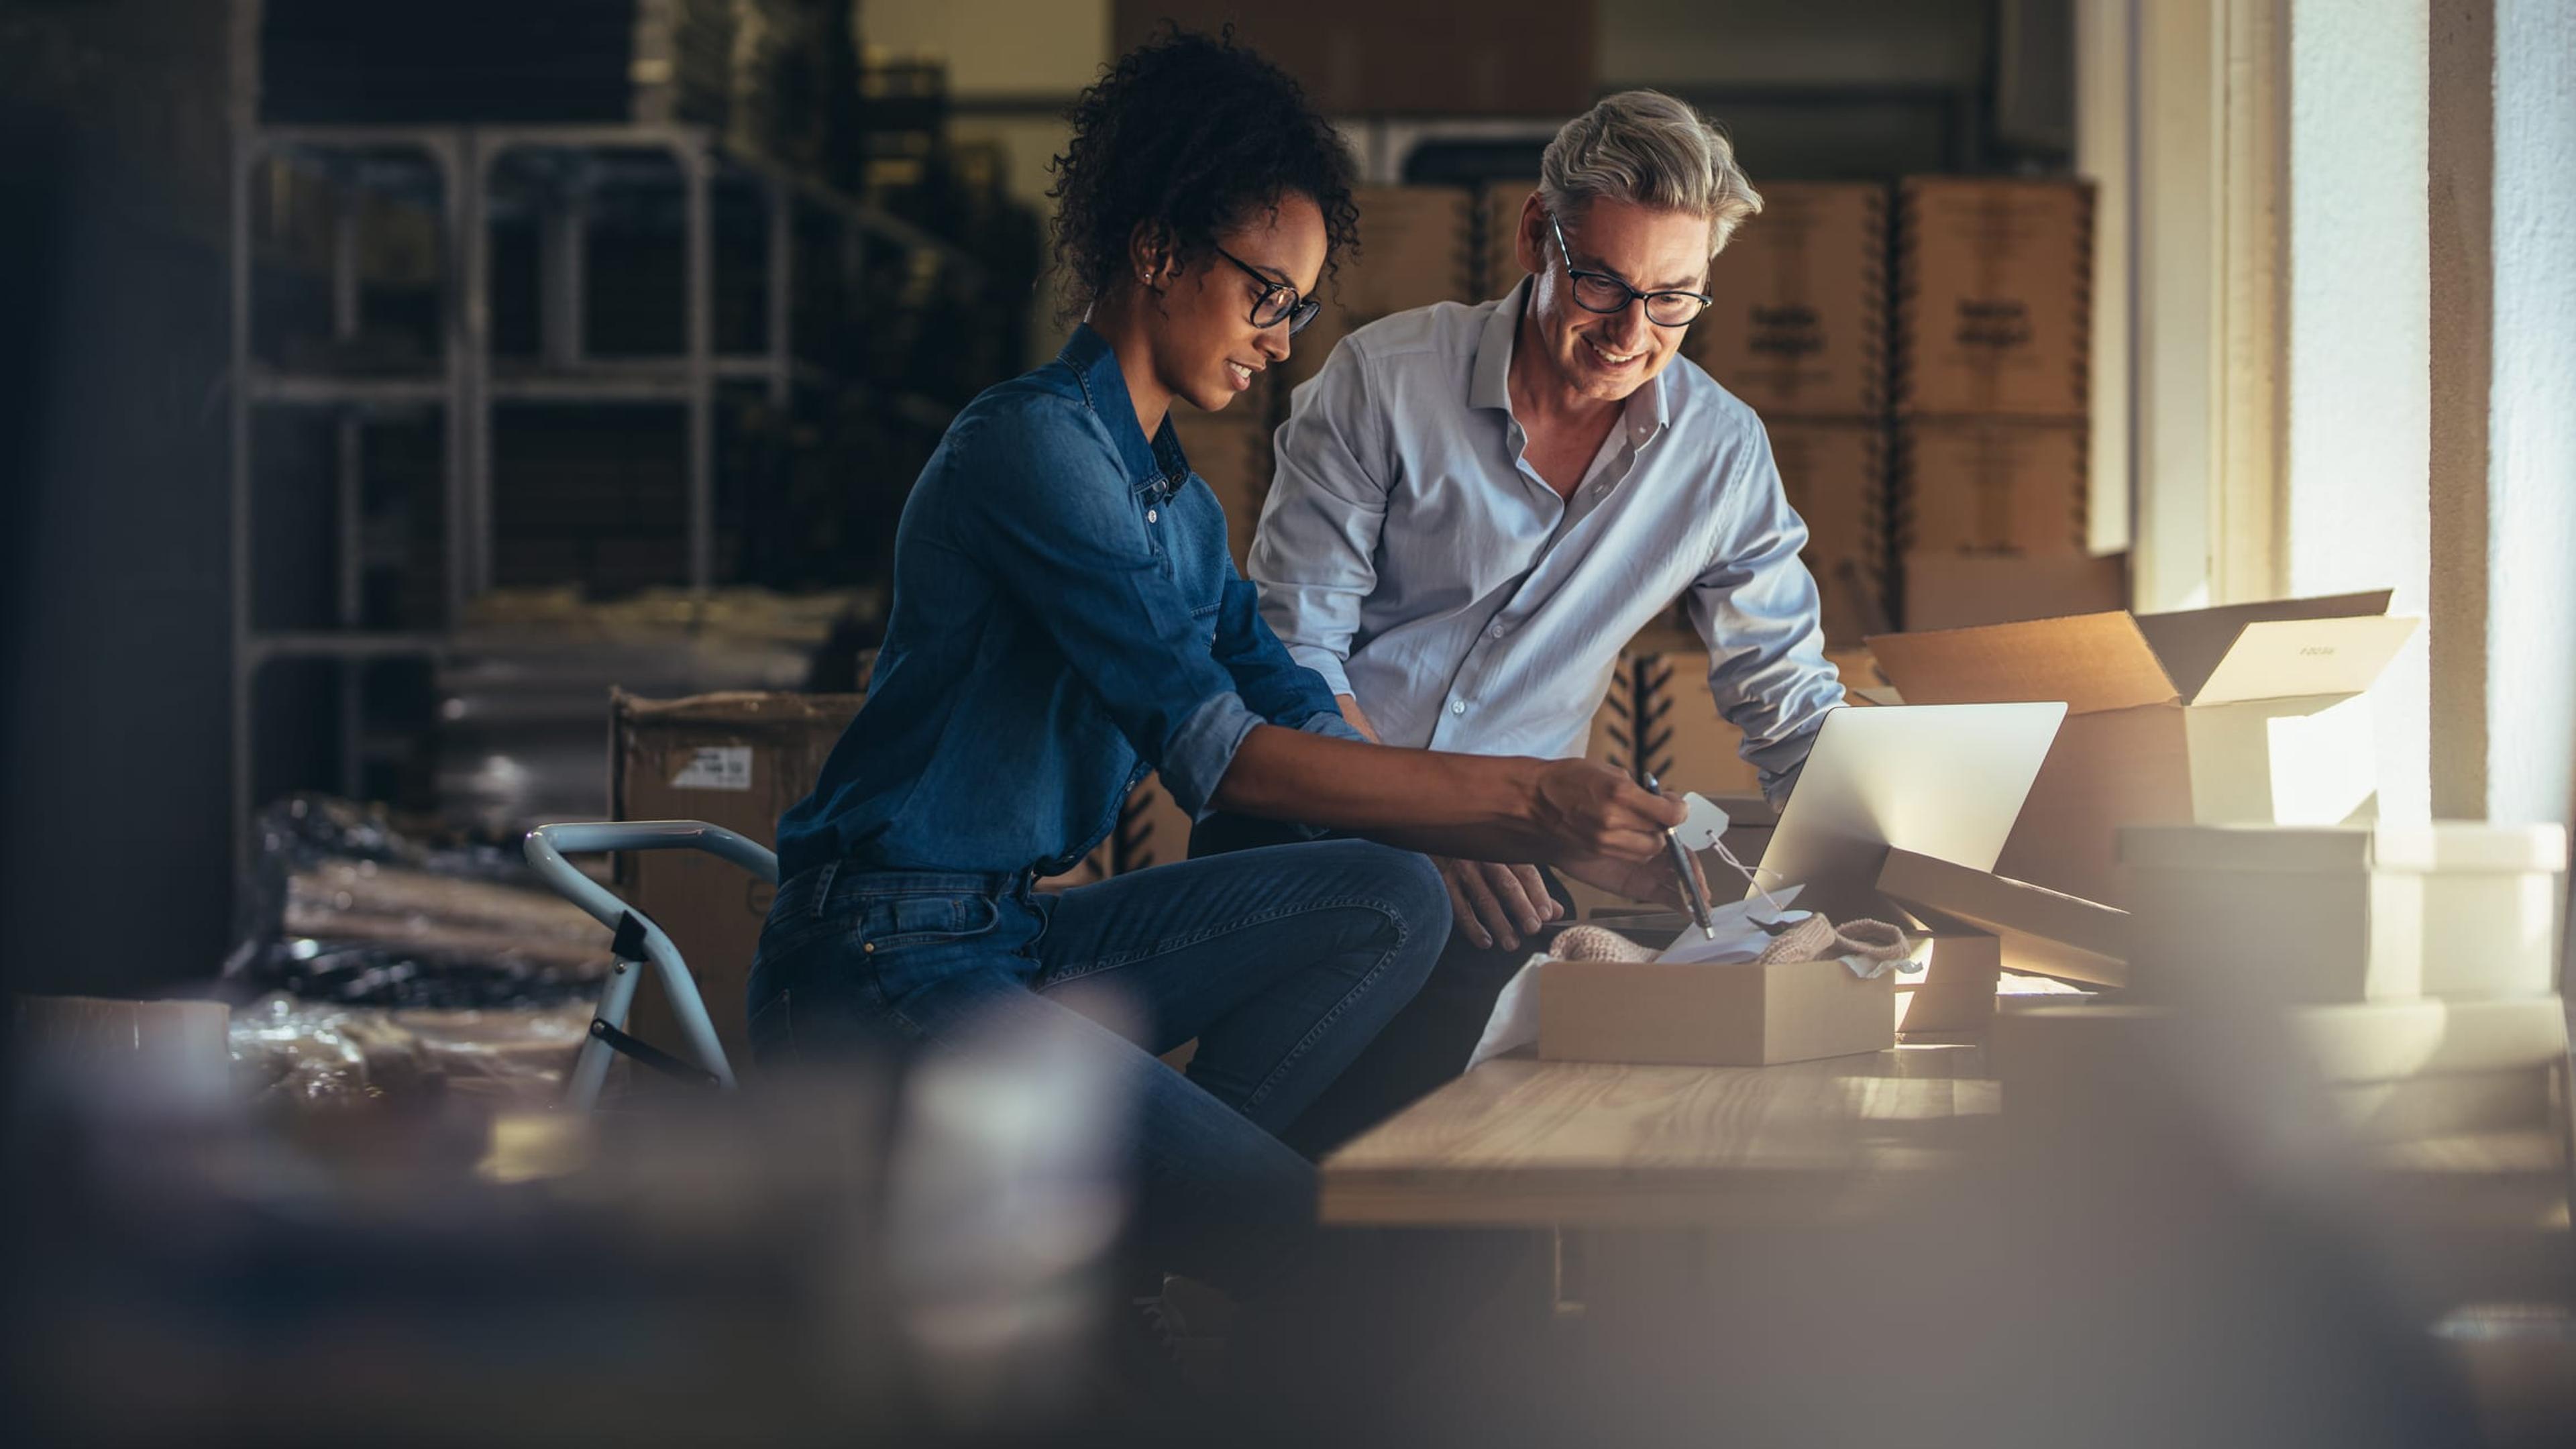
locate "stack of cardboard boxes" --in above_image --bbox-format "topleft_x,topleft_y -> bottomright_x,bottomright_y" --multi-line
1686,182 -> 1894,645
1891,178 -> 2114,629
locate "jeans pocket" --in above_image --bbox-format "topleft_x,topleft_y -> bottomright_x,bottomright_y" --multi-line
747,987 -> 796,1067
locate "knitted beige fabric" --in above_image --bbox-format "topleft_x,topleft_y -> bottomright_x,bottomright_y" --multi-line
1549,923 -> 1660,962
1552,917 -> 1913,967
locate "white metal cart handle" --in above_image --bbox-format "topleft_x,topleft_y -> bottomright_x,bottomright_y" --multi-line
525,821 -> 779,1106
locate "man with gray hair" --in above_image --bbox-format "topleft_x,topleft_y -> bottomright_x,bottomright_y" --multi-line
1194,91 -> 1845,1154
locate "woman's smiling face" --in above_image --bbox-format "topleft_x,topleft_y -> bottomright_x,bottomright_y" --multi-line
1141,190 -> 1327,415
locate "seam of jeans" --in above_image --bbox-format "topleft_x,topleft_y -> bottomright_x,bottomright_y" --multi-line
1040,891 -> 1405,986
808,861 -> 840,918
1236,902 -> 1417,1115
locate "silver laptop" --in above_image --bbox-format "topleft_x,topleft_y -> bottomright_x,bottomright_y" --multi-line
1746,702 -> 2066,922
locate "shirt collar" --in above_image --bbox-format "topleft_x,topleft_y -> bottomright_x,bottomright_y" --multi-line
1468,276 -> 1674,441
1057,323 -> 1186,495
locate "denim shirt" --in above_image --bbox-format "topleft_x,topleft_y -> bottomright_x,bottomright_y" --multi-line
775,326 -> 1362,881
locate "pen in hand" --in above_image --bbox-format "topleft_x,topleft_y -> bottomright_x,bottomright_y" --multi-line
1638,770 -> 1717,940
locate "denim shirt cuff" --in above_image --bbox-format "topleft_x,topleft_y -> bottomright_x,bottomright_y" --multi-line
1162,690 -> 1265,820
1299,712 -> 1368,745
1284,643 -> 1354,698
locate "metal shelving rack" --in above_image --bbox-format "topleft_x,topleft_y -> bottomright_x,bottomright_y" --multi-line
227,117 -> 979,848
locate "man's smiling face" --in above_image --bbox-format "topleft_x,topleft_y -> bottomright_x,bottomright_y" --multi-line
1515,195 -> 1711,403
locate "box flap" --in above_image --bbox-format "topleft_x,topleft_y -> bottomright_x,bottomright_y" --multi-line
2134,590 -> 2393,702
1876,848 -> 2131,987
1866,612 -> 2176,715
2186,614 -> 2419,705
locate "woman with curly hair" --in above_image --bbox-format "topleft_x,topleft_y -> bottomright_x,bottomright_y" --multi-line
750,30 -> 1680,1299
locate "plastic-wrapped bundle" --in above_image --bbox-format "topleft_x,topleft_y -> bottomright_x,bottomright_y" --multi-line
227,794 -> 613,1008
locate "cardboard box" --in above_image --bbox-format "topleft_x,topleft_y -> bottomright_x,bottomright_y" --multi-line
1896,417 -> 2086,555
13,996 -> 233,1095
1993,998 -> 2569,1137
1688,181 -> 1890,417
1900,550 -> 2127,631
613,690 -> 862,1061
1771,421 -> 1892,644
1539,954 -> 1895,1067
1481,178 -> 1540,297
1891,928 -> 2004,1035
1627,648 -> 1765,798
1286,185 -> 1477,387
1894,177 -> 2094,418
1877,847 -> 2131,987
1107,774 -> 1197,875
2119,823 -> 2569,1004
1866,590 -> 2418,905
1166,405 -> 1273,572
1340,184 -> 1478,321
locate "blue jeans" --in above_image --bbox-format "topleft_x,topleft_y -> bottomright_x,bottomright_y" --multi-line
744,837 -> 1450,1297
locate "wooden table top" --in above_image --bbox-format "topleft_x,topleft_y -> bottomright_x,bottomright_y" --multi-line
1319,1042 -> 2000,1230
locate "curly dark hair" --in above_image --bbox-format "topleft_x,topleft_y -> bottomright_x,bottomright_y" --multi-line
1047,26 -> 1360,320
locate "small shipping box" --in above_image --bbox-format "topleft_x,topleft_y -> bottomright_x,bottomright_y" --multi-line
1867,590 -> 2419,906
2119,822 -> 2569,1003
1878,847 -> 2130,987
1896,417 -> 2086,555
1687,181 -> 1890,417
613,690 -> 862,1061
1539,954 -> 1894,1067
1900,550 -> 2127,632
1893,177 -> 2094,418
1770,421 -> 1893,644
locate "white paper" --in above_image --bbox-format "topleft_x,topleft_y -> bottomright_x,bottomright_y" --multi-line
1651,887 -> 1807,964
1466,952 -> 1554,1071
1673,792 -> 1731,852
1463,886 -> 1809,1071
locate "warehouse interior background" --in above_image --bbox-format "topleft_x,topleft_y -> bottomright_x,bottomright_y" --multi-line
7,0 -> 2566,1003
3,1 -> 2575,1438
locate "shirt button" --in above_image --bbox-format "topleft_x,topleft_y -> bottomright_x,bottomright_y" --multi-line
1450,700 -> 1466,716
1491,623 -> 1509,638
1146,508 -> 1159,523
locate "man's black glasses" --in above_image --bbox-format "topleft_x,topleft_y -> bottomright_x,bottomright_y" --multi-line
1547,212 -> 1712,328
1214,246 -> 1323,335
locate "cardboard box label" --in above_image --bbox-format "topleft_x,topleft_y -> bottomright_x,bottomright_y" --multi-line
669,746 -> 755,792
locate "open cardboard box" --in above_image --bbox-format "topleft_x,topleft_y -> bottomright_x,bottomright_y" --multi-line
1866,590 -> 2418,905
1877,847 -> 2131,987
1539,953 -> 1894,1067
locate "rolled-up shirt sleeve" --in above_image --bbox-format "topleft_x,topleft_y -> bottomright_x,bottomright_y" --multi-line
1248,343 -> 1393,698
949,404 -> 1257,816
1686,423 -> 1845,808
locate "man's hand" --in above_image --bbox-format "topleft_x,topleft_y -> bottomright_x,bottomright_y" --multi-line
1527,759 -> 1687,863
1436,857 -> 1563,951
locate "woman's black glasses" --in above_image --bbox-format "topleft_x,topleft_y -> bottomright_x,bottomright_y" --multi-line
1547,212 -> 1713,328
1214,247 -> 1323,335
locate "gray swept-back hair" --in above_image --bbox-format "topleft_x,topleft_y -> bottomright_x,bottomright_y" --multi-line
1539,90 -> 1762,257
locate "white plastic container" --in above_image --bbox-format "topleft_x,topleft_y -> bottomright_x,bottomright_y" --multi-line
2117,823 -> 2566,1003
